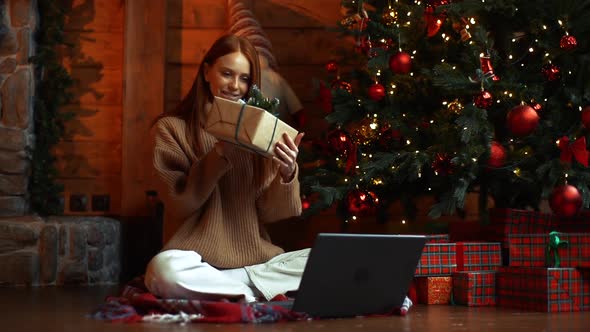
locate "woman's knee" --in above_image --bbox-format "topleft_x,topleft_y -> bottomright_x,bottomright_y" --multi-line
145,250 -> 201,295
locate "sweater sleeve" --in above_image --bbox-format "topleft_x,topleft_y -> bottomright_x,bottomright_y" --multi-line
153,118 -> 231,221
255,159 -> 302,224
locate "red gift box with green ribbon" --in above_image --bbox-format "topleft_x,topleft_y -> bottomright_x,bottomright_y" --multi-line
497,267 -> 586,312
456,242 -> 502,271
507,232 -> 590,268
452,271 -> 497,306
415,243 -> 457,276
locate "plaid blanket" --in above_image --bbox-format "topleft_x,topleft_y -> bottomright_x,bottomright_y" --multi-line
89,276 -> 307,323
90,277 -> 410,323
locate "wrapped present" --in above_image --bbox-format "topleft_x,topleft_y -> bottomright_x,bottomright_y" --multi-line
415,276 -> 452,304
452,271 -> 496,306
205,96 -> 299,158
415,243 -> 456,276
507,232 -> 590,268
497,267 -> 586,312
580,268 -> 590,311
456,242 -> 502,271
450,209 -> 590,245
425,234 -> 450,243
488,208 -> 553,246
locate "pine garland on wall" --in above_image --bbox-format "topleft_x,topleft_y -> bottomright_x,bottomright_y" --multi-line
28,0 -> 74,215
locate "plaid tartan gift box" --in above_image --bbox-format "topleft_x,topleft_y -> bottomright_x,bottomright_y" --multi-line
497,267 -> 586,312
415,276 -> 452,304
488,208 -> 553,246
456,242 -> 502,271
507,233 -> 590,268
452,271 -> 496,306
580,268 -> 590,311
415,243 -> 457,276
425,234 -> 450,243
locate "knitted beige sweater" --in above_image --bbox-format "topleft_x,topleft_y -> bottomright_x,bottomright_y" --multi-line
153,116 -> 302,268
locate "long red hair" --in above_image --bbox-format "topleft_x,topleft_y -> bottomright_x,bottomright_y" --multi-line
154,34 -> 261,154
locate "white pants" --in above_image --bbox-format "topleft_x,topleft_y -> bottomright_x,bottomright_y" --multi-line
145,248 -> 310,303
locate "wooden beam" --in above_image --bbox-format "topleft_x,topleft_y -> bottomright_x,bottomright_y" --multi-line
122,0 -> 166,216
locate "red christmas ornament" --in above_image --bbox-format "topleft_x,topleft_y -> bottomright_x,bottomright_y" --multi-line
549,184 -> 583,217
581,106 -> 590,129
558,136 -> 589,167
431,153 -> 454,175
325,60 -> 338,73
507,105 -> 540,137
541,63 -> 561,81
560,35 -> 578,51
301,196 -> 311,210
530,102 -> 542,112
375,38 -> 394,51
345,189 -> 378,215
480,55 -> 500,81
368,83 -> 386,101
424,6 -> 447,37
331,79 -> 352,93
355,36 -> 372,55
488,141 -> 506,168
474,90 -> 493,109
389,52 -> 412,74
327,129 -> 353,156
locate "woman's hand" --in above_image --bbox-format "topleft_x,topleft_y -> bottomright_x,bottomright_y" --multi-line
274,132 -> 304,182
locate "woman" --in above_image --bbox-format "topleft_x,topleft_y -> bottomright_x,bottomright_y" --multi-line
146,34 -> 308,303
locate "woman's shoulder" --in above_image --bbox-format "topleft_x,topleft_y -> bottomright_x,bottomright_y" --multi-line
154,115 -> 188,132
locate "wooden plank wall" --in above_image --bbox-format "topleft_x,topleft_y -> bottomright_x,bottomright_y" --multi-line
56,0 -> 125,215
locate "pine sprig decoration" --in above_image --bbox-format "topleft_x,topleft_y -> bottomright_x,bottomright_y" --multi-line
246,85 -> 280,117
28,0 -> 74,215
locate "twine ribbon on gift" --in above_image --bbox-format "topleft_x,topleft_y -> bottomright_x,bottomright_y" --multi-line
234,103 -> 280,155
546,231 -> 569,268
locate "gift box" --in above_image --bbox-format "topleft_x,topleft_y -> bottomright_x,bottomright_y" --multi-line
205,96 -> 299,158
452,271 -> 496,306
580,269 -> 590,311
415,276 -> 452,304
415,243 -> 456,276
456,242 -> 502,271
507,233 -> 590,268
497,267 -> 586,312
488,208 -> 553,245
425,234 -> 450,243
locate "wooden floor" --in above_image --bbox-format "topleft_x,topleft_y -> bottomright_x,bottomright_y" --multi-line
1,286 -> 589,331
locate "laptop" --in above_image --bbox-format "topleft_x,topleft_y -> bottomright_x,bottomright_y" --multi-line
268,233 -> 426,318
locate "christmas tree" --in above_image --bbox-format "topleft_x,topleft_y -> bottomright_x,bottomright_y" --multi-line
301,0 -> 590,226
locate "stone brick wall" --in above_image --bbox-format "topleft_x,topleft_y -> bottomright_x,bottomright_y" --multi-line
0,216 -> 121,285
0,0 -> 35,217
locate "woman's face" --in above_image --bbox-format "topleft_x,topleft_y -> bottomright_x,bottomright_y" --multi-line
204,51 -> 251,102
